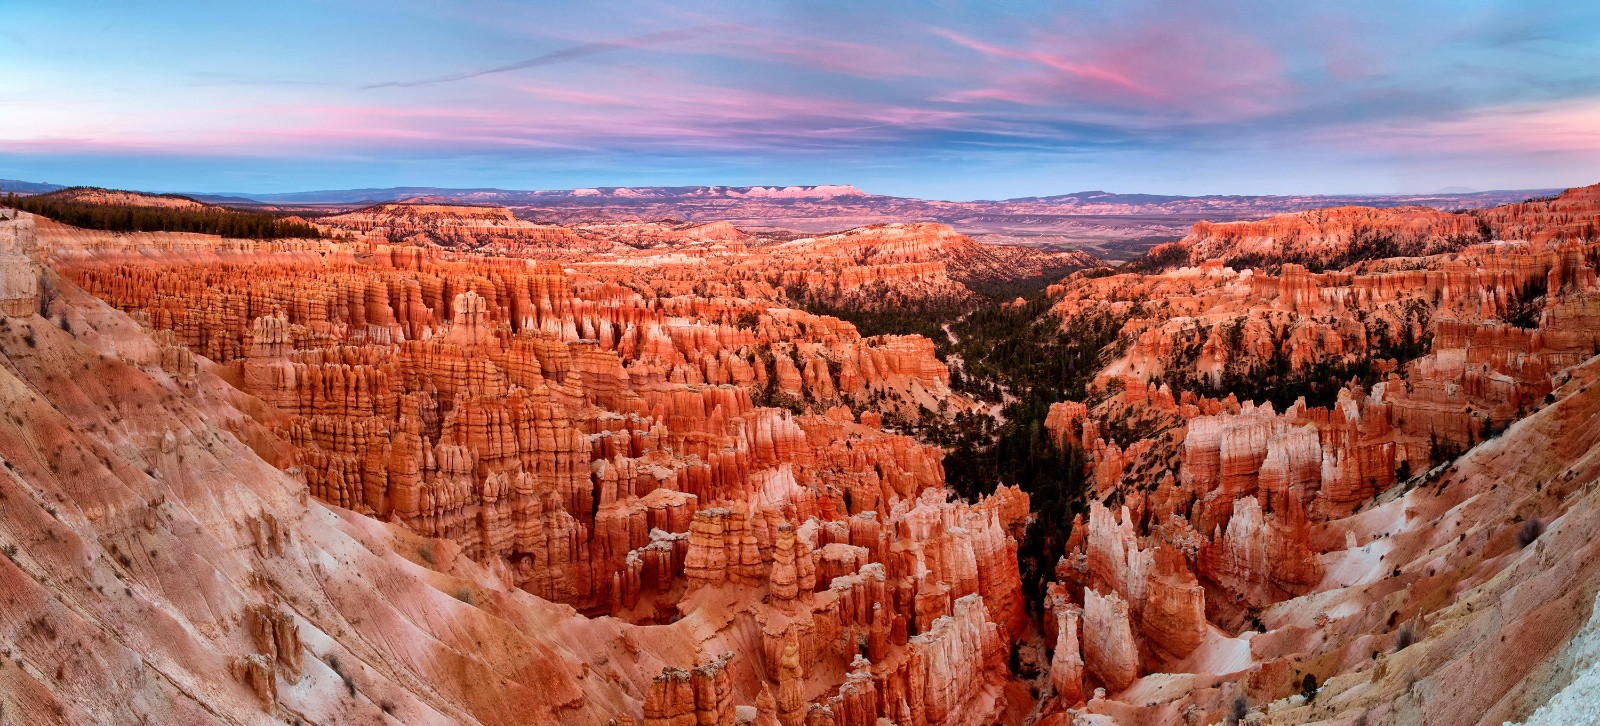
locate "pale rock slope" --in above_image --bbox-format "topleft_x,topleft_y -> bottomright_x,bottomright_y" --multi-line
0,212 -> 724,724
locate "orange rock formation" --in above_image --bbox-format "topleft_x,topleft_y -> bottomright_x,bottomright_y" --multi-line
8,181 -> 1600,725
35,210 -> 1031,724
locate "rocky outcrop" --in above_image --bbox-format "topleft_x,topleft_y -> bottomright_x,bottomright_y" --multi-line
1081,587 -> 1138,693
0,211 -> 41,316
41,212 -> 1031,725
1156,205 -> 1485,272
316,203 -> 598,251
1045,590 -> 1085,705
774,223 -> 1096,312
643,652 -> 737,726
0,236 -> 687,724
1141,183 -> 1600,274
32,186 -> 212,209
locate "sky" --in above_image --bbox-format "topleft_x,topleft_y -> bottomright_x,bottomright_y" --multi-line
2,0 -> 1600,200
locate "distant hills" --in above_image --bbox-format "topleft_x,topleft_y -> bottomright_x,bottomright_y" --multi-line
1,179 -> 1563,260
163,182 -> 1556,213
0,179 -> 66,194
188,183 -> 869,206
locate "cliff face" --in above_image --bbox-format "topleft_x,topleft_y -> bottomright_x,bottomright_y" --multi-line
1154,205 -> 1484,271
37,211 -> 1031,725
1037,345 -> 1600,724
575,220 -> 751,251
0,215 -> 646,723
1147,183 -> 1600,273
777,223 -> 1098,299
0,212 -> 41,316
1024,182 -> 1600,723
316,203 -> 600,251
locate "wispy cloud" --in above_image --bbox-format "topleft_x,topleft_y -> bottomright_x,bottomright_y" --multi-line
362,25 -> 729,89
931,27 -> 1159,99
5,0 -> 1600,196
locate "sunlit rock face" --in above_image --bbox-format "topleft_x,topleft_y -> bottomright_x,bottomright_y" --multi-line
771,222 -> 1099,313
8,181 -> 1600,725
1156,205 -> 1487,272
31,209 -> 1041,725
1149,184 -> 1600,273
316,202 -> 601,251
0,211 -> 41,316
1026,184 -> 1600,723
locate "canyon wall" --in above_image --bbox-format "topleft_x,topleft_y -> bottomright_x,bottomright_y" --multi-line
1026,183 -> 1600,723
10,182 -> 1600,725
40,212 -> 1033,725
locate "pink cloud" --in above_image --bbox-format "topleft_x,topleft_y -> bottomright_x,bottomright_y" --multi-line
15,75 -> 974,158
932,28 -> 1160,100
1325,98 -> 1600,155
929,15 -> 1292,123
0,10 -> 1295,162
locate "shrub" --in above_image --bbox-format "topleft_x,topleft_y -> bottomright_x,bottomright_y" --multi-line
1226,694 -> 1249,724
454,587 -> 473,605
56,316 -> 71,334
418,545 -> 434,565
324,653 -> 357,695
1516,518 -> 1544,549
37,275 -> 56,317
1394,623 -> 1416,652
1301,673 -> 1319,702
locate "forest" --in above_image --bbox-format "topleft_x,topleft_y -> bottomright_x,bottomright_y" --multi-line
791,270 -> 1125,614
3,190 -> 324,239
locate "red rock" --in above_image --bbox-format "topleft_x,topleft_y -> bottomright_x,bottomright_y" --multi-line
1158,205 -> 1487,272
1081,587 -> 1139,693
1046,593 -> 1085,705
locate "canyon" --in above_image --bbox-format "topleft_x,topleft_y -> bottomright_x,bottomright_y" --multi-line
1,182 -> 1599,725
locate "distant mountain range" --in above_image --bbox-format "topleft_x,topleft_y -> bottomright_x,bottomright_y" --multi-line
167,182 -> 1553,213
193,183 -> 870,206
0,179 -> 66,194
2,179 -> 1562,260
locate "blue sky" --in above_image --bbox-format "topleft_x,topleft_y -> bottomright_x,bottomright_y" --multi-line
2,0 -> 1599,199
